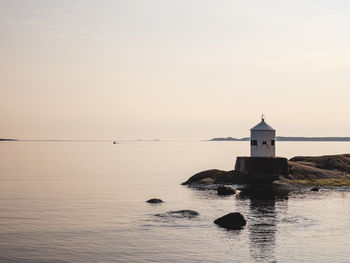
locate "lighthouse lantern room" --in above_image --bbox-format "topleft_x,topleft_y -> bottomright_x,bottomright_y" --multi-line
250,115 -> 276,157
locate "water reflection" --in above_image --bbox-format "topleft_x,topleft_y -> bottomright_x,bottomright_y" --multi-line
239,185 -> 289,263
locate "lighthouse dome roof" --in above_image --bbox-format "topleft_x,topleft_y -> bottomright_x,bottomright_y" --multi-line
250,120 -> 275,131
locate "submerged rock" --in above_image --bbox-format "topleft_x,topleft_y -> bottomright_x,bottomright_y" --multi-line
146,198 -> 164,204
155,210 -> 199,218
217,186 -> 236,196
214,213 -> 246,230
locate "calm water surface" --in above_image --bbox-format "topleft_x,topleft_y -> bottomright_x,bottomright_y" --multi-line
1,141 -> 350,262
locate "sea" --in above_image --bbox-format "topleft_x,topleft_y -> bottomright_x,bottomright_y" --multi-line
1,141 -> 350,263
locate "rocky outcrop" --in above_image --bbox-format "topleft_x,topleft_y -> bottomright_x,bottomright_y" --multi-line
181,169 -> 227,185
286,155 -> 350,186
289,154 -> 350,178
287,161 -> 345,180
214,213 -> 246,230
181,169 -> 278,186
182,154 -> 350,187
146,198 -> 164,204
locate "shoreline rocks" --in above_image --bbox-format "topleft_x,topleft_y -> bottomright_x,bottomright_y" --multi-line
181,169 -> 229,185
182,154 -> 350,187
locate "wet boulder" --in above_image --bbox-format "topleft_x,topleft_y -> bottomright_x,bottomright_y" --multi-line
214,213 -> 246,230
217,186 -> 236,196
310,187 -> 320,192
146,198 -> 164,204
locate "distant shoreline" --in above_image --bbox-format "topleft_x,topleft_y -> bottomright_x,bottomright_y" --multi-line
0,138 -> 18,141
2,137 -> 350,142
210,136 -> 350,142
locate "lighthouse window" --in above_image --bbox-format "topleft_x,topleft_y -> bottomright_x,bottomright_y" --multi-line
271,140 -> 275,146
262,141 -> 267,145
251,140 -> 257,146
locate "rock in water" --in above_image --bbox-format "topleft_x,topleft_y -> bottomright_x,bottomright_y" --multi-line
217,186 -> 236,196
214,213 -> 246,230
146,198 -> 164,204
169,210 -> 199,218
310,187 -> 320,191
155,210 -> 199,218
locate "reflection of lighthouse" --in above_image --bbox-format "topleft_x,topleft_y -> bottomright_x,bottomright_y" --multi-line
250,115 -> 276,157
249,197 -> 277,262
240,186 -> 289,263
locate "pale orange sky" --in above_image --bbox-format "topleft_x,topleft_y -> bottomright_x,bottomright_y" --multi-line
1,0 -> 350,140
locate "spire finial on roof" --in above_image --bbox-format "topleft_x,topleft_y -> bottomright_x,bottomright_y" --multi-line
251,115 -> 275,131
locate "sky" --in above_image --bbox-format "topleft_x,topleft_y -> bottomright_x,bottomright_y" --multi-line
1,0 -> 350,140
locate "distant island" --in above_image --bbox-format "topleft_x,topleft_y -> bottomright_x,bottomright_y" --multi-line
210,136 -> 350,141
0,138 -> 17,141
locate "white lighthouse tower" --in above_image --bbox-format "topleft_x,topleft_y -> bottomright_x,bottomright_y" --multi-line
250,115 -> 276,157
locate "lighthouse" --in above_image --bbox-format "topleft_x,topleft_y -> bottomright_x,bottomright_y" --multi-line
235,116 -> 288,179
250,115 -> 276,157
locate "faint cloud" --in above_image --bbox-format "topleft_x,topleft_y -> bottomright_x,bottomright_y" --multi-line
23,19 -> 45,25
6,18 -> 46,26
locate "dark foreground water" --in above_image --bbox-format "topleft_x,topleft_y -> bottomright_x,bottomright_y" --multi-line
1,141 -> 350,262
